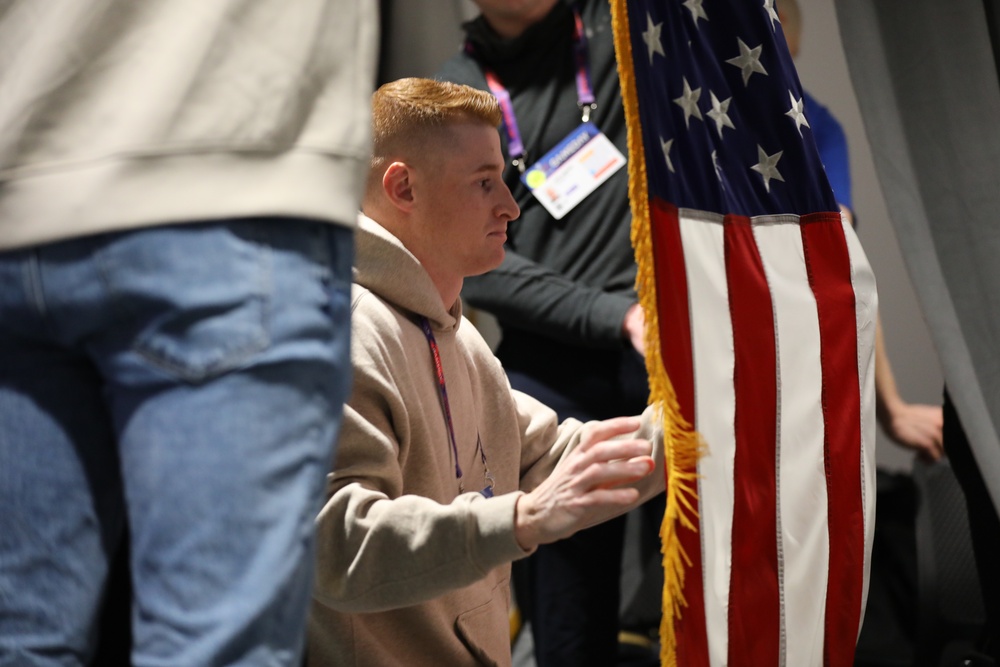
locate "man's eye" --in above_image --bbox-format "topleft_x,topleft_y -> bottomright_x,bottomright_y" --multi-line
480,179 -> 491,190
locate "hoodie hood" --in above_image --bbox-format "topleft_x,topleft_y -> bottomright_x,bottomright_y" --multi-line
354,214 -> 463,332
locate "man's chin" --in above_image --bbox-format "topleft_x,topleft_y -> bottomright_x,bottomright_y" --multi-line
470,248 -> 506,276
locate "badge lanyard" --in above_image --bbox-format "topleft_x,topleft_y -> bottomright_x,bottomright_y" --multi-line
419,317 -> 495,497
471,4 -> 596,173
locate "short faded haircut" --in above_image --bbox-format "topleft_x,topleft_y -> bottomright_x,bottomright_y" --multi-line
369,78 -> 502,177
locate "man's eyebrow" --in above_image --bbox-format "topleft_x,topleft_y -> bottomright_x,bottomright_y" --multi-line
473,162 -> 504,174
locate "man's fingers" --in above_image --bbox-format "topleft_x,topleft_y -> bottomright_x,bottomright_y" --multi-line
597,457 -> 656,489
561,438 -> 652,488
578,416 -> 642,451
580,486 -> 642,508
579,454 -> 655,490
577,438 -> 652,466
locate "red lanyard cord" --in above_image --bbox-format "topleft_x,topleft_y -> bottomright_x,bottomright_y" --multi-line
419,316 -> 463,481
418,316 -> 495,495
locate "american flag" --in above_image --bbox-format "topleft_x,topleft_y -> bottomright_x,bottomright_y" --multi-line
609,1 -> 878,666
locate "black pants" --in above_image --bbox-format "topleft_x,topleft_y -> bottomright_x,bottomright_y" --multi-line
943,389 -> 1000,662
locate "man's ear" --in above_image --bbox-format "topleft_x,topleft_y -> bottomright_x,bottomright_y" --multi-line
383,161 -> 415,212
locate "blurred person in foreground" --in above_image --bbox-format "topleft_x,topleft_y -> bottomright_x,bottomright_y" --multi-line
0,2 -> 377,665
307,77 -> 665,667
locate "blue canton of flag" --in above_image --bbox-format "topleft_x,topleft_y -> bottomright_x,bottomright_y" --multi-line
628,0 -> 838,216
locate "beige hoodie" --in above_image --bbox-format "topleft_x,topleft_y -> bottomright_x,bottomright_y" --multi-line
308,216 -> 664,667
0,0 -> 377,250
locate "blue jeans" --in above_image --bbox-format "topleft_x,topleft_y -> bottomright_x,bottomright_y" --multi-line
0,219 -> 354,666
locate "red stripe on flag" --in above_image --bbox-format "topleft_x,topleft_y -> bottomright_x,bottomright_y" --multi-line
723,215 -> 781,667
800,214 -> 864,667
649,199 -> 709,667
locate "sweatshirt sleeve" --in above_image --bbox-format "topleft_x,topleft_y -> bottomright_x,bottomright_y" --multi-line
313,474 -> 528,613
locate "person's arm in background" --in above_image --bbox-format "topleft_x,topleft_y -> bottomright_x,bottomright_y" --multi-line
462,252 -> 644,353
873,314 -> 944,462
812,98 -> 944,462
839,207 -> 943,461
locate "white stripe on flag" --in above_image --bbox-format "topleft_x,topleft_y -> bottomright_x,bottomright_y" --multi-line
842,215 -> 878,636
679,211 -> 733,667
753,217 -> 829,667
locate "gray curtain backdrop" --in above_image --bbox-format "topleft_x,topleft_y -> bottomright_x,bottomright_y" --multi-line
835,0 -> 1000,514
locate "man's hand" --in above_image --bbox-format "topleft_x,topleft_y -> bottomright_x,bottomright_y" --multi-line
623,303 -> 646,357
513,416 -> 654,551
879,400 -> 944,463
874,315 -> 944,462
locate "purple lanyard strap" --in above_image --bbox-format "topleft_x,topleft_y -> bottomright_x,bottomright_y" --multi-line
572,5 -> 597,121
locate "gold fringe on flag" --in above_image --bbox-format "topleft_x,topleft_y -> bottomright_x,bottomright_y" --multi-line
609,2 -> 706,666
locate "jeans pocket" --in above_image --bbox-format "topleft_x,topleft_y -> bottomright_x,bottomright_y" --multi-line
98,221 -> 272,383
